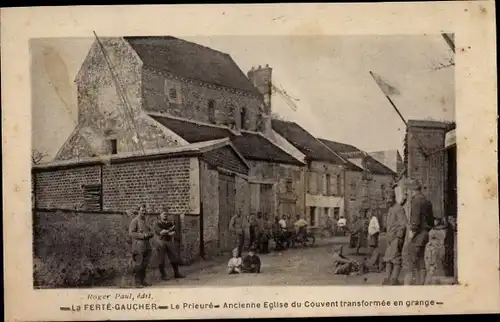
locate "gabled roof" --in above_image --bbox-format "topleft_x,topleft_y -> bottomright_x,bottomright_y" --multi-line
123,36 -> 261,97
149,113 -> 303,165
271,119 -> 346,165
319,138 -> 395,175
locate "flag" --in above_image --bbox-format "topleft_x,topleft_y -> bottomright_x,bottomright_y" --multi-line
370,71 -> 401,96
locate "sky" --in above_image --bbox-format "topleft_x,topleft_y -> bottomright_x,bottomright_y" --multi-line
31,35 -> 455,160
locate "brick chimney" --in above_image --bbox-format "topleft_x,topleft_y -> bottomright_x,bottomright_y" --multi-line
247,64 -> 272,136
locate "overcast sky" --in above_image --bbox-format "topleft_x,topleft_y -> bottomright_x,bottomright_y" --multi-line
31,35 -> 454,160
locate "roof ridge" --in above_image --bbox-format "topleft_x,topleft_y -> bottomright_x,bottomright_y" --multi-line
123,35 -> 231,57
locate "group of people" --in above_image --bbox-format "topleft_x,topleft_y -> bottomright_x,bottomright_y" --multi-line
128,204 -> 185,288
331,180 -> 441,286
229,212 -> 311,258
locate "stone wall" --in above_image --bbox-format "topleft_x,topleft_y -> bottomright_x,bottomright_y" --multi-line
142,67 -> 266,132
56,38 -> 182,161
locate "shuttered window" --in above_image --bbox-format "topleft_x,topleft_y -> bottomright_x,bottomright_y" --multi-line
82,184 -> 102,211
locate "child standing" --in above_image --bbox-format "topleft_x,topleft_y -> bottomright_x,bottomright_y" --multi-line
228,248 -> 242,274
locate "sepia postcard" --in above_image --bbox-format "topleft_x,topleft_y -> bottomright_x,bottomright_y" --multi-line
2,2 -> 499,320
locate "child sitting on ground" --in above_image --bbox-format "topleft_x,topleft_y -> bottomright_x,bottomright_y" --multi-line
332,245 -> 364,276
242,246 -> 261,273
228,248 -> 242,274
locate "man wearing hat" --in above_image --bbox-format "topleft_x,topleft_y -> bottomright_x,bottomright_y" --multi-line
128,204 -> 154,287
406,180 -> 435,285
152,210 -> 185,280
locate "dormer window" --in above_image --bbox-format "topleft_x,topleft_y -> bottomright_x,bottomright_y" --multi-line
208,100 -> 216,123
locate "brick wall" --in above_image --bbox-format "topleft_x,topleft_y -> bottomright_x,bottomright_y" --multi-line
56,38 -> 181,161
34,165 -> 101,210
407,120 -> 449,218
202,146 -> 248,175
142,67 -> 266,132
102,157 -> 191,213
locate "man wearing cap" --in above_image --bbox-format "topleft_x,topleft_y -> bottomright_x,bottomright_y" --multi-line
152,211 -> 185,281
128,204 -> 154,287
382,185 -> 408,285
407,181 -> 435,285
229,212 -> 245,257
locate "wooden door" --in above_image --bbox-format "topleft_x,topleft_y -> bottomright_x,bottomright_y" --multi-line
218,173 -> 236,252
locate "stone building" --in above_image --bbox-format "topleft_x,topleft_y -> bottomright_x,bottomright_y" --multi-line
319,139 -> 397,228
33,36 -> 304,262
270,119 -> 363,231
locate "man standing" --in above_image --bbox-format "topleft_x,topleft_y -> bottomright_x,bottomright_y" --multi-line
407,181 -> 435,285
248,212 -> 259,249
383,188 -> 408,285
152,211 -> 185,281
129,204 -> 154,287
229,213 -> 245,257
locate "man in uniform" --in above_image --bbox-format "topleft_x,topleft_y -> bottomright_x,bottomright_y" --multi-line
152,211 -> 185,281
128,204 -> 154,287
383,186 -> 408,285
407,181 -> 435,285
229,212 -> 245,257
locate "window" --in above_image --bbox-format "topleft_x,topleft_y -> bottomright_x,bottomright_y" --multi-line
349,181 -> 357,198
308,172 -> 317,194
240,107 -> 246,129
208,100 -> 216,123
309,207 -> 317,227
324,207 -> 329,221
381,184 -> 386,201
164,80 -> 182,104
333,207 -> 340,220
285,179 -> 293,193
322,174 -> 328,195
325,174 -> 331,195
337,174 -> 342,196
169,87 -> 177,100
110,139 -> 117,154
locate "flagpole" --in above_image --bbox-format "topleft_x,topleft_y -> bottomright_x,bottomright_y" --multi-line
369,71 -> 429,157
369,71 -> 407,125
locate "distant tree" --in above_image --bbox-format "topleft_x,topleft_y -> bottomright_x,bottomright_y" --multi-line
32,149 -> 47,165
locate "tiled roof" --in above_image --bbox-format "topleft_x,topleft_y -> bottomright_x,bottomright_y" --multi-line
319,138 -> 395,175
318,139 -> 360,154
149,114 -> 303,165
233,131 -> 303,165
124,36 -> 261,96
150,114 -> 233,143
271,119 -> 346,165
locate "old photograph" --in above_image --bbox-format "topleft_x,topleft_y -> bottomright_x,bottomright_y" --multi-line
31,33 -> 458,289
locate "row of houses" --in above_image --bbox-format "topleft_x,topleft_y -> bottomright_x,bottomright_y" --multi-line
32,36 -> 399,262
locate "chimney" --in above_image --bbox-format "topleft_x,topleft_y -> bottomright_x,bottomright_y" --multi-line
247,64 -> 273,136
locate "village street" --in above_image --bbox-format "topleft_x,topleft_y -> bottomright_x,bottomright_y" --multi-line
153,237 -> 386,287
